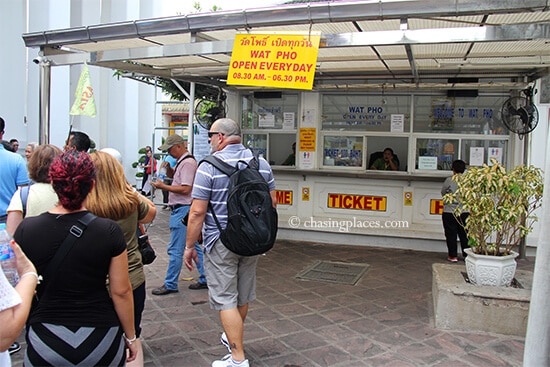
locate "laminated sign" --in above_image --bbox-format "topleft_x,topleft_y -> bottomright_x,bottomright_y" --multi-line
227,32 -> 321,90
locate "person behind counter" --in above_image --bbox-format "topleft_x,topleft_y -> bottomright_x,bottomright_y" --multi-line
370,148 -> 399,171
281,142 -> 296,166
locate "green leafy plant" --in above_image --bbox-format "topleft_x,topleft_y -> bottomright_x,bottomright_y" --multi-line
444,158 -> 544,256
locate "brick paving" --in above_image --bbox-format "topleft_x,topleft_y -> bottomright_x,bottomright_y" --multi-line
10,204 -> 534,366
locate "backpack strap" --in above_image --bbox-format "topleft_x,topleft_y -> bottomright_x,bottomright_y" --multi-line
20,185 -> 31,217
200,155 -> 237,177
38,212 -> 97,299
199,155 -> 238,234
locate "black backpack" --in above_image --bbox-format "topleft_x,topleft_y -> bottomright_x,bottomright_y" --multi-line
200,153 -> 278,256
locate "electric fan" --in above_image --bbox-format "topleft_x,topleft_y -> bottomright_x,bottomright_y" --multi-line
500,87 -> 539,136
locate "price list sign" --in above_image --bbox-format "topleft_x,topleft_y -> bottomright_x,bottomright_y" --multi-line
227,32 -> 321,90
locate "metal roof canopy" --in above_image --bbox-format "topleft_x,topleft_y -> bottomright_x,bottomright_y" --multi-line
23,0 -> 550,92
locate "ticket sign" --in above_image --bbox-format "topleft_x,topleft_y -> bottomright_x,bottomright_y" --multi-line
276,190 -> 293,205
327,193 -> 387,212
227,32 -> 321,90
430,199 -> 444,215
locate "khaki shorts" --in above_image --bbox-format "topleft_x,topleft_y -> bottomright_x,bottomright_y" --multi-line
204,238 -> 258,311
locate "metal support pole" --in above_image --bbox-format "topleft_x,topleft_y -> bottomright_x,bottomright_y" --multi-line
518,133 -> 531,260
38,58 -> 51,144
188,82 -> 195,154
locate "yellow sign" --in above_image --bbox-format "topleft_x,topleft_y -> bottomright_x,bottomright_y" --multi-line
299,128 -> 316,152
327,193 -> 387,212
302,187 -> 310,201
227,32 -> 321,90
430,199 -> 444,215
276,190 -> 293,205
404,191 -> 413,206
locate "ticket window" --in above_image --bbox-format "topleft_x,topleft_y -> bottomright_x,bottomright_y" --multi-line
461,139 -> 508,166
271,133 -> 296,166
322,135 -> 364,168
416,138 -> 459,170
243,133 -> 267,159
366,136 -> 408,171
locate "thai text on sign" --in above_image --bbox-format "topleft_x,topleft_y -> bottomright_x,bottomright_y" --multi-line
327,193 -> 387,212
276,190 -> 293,205
227,32 -> 321,90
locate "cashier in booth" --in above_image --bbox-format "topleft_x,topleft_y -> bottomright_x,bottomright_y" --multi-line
370,148 -> 399,171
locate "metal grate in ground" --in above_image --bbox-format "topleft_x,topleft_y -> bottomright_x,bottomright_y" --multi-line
295,260 -> 369,285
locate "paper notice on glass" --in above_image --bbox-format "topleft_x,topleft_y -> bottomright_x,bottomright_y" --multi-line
259,113 -> 275,127
470,147 -> 484,166
283,112 -> 295,130
391,114 -> 404,133
488,147 -> 503,165
418,156 -> 438,170
303,109 -> 316,127
300,151 -> 314,169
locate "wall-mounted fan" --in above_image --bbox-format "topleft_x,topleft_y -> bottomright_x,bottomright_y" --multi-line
194,89 -> 226,130
500,87 -> 539,137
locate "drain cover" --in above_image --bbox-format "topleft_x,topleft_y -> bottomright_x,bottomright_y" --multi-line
296,261 -> 369,285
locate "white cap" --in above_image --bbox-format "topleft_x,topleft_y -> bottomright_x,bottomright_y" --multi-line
100,148 -> 123,163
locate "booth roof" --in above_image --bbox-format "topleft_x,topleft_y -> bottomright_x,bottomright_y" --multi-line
23,0 -> 550,92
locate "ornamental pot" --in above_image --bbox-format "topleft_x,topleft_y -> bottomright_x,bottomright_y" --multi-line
464,248 -> 519,287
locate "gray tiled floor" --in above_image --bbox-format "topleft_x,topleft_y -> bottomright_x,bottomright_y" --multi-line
11,204 -> 534,366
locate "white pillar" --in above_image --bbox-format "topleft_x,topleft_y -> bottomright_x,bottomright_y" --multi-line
523,119 -> 550,365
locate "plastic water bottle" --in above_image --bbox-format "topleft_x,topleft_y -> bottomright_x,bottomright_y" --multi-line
158,166 -> 167,181
0,223 -> 19,286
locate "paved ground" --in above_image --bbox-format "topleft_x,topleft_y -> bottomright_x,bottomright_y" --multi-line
10,203 -> 535,367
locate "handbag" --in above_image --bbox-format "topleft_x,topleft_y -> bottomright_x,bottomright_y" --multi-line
136,223 -> 156,265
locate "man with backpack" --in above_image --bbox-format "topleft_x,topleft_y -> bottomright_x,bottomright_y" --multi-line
184,118 -> 277,367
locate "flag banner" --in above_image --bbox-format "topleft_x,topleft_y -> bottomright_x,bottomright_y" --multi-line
70,63 -> 96,117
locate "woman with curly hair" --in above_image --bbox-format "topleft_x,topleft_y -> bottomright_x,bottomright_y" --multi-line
13,151 -> 138,366
87,150 -> 156,367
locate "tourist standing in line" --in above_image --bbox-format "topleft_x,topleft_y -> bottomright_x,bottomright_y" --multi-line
441,159 -> 469,262
151,134 -> 206,295
14,151 -> 138,365
184,118 -> 276,367
87,151 -> 156,367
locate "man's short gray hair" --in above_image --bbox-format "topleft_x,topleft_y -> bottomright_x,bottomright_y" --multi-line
215,118 -> 241,137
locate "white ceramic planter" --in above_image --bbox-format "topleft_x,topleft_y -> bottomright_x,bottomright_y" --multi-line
464,248 -> 519,287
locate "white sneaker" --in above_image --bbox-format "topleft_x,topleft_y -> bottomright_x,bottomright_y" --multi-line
211,354 -> 249,367
220,332 -> 231,353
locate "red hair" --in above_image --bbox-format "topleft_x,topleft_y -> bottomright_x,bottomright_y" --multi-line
49,151 -> 95,211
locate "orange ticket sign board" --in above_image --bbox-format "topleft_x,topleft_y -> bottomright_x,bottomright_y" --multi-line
227,32 -> 321,90
430,199 -> 444,215
328,193 -> 387,212
299,128 -> 316,152
276,190 -> 293,205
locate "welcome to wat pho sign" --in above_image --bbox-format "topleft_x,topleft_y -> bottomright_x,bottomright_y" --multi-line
227,31 -> 321,90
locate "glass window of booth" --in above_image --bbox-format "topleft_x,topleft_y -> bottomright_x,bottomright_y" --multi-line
322,94 -> 411,132
322,135 -> 363,167
413,94 -> 510,135
461,139 -> 508,166
241,92 -> 299,130
242,133 -> 298,166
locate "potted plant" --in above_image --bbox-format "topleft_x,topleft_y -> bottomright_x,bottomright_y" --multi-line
132,147 -> 148,190
443,158 -> 544,286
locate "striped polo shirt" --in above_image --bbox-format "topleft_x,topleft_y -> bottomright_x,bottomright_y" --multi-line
192,144 -> 275,252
